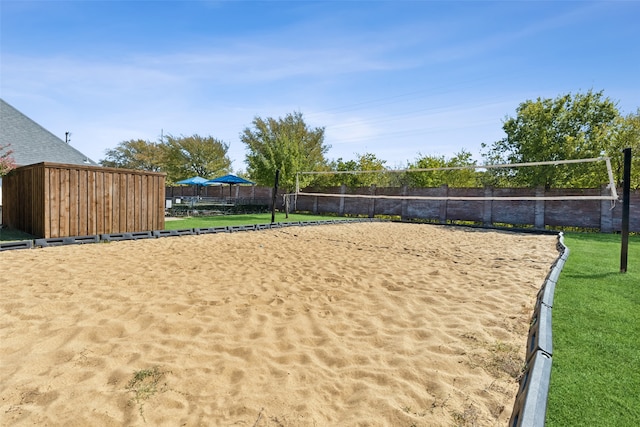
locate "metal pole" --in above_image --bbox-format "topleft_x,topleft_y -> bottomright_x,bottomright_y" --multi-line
271,169 -> 280,224
620,148 -> 631,273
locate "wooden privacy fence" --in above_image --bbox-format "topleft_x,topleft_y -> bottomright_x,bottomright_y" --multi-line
294,185 -> 640,232
2,162 -> 165,238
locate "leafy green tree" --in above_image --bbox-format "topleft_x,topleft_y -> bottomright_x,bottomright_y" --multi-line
241,111 -> 329,191
101,139 -> 164,172
609,109 -> 640,189
101,135 -> 231,184
404,150 -> 479,188
322,153 -> 388,187
163,134 -> 231,184
481,90 -> 619,188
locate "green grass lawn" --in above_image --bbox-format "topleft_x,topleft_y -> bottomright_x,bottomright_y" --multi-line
163,212 -> 347,229
546,232 -> 640,426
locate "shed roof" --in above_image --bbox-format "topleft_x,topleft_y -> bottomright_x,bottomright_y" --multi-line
0,98 -> 97,167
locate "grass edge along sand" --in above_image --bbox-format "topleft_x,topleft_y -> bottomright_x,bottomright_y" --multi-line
163,212 -> 349,229
546,232 -> 640,426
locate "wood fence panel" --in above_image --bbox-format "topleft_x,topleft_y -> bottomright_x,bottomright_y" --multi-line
59,168 -> 71,237
111,173 -> 122,233
23,166 -> 34,236
78,169 -> 88,236
140,174 -> 148,231
87,169 -> 97,236
49,168 -> 60,238
103,172 -> 113,234
133,174 -> 141,232
156,175 -> 165,230
95,170 -> 105,235
127,173 -> 133,230
3,172 -> 14,228
118,172 -> 127,232
69,168 -> 79,237
39,166 -> 48,238
146,175 -> 154,230
16,167 -> 29,234
1,163 -> 165,238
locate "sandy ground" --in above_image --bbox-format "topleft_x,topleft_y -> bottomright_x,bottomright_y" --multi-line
0,222 -> 558,426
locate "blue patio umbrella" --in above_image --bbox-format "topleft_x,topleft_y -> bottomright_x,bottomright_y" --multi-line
176,176 -> 209,186
176,176 -> 209,197
206,174 -> 255,197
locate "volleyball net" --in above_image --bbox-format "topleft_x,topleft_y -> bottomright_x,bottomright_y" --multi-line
294,157 -> 619,202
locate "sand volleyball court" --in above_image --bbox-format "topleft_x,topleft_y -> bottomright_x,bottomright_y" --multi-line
0,222 -> 558,426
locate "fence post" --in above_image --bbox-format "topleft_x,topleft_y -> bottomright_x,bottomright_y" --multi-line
535,187 -> 545,229
401,185 -> 408,220
483,187 -> 493,226
339,184 -> 346,216
369,184 -> 376,218
439,184 -> 448,224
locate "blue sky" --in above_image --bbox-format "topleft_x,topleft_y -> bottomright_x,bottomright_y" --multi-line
1,1 -> 638,171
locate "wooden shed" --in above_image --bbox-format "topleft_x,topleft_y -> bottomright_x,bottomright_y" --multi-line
2,162 -> 165,238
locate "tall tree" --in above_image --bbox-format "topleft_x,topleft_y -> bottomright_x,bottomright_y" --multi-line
609,109 -> 640,188
481,90 -> 619,188
241,111 -> 329,191
404,150 -> 479,188
101,139 -> 164,172
323,153 -> 388,187
163,134 -> 231,184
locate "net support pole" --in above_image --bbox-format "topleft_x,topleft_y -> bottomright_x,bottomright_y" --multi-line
271,169 -> 280,224
620,148 -> 632,273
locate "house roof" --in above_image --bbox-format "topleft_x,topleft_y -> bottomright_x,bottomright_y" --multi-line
0,98 -> 97,167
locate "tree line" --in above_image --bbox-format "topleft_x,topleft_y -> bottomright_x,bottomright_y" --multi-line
100,90 -> 639,190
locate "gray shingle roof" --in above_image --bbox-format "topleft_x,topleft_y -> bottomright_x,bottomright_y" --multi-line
0,98 -> 97,167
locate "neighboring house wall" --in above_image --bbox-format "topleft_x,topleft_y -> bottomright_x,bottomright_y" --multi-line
0,98 -> 98,211
0,98 -> 97,167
